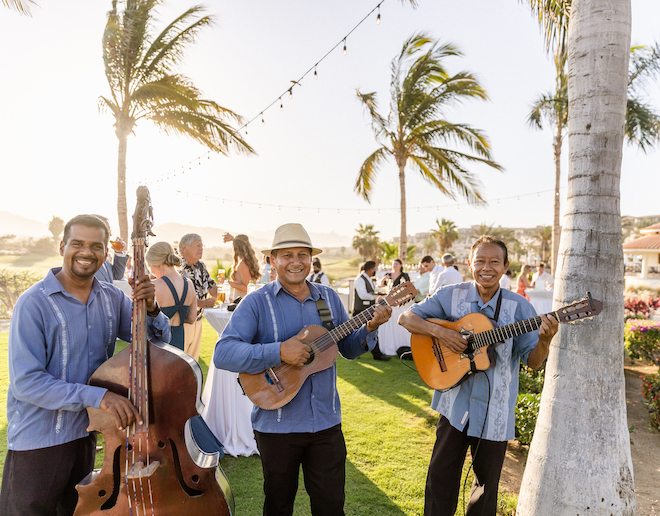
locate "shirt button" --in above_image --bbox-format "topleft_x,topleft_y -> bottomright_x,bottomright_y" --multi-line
471,398 -> 475,402
312,395 -> 315,399
88,325 -> 92,329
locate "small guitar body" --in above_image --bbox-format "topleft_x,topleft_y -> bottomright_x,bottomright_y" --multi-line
239,325 -> 336,410
411,293 -> 603,392
239,281 -> 419,410
411,314 -> 495,392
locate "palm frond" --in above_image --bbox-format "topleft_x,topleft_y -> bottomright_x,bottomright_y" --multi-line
355,147 -> 391,202
2,0 -> 36,15
625,97 -> 660,153
522,0 -> 571,57
628,43 -> 660,93
356,89 -> 391,142
139,6 -> 212,84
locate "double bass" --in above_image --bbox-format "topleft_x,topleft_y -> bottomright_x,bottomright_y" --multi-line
74,186 -> 234,515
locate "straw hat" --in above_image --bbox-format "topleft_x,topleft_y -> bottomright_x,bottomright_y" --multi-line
262,223 -> 322,256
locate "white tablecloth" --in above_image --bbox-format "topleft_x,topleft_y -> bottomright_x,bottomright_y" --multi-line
377,305 -> 413,356
201,308 -> 258,457
526,289 -> 554,315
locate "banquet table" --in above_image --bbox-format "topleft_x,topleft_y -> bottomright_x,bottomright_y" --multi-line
377,304 -> 413,356
526,289 -> 554,315
201,307 -> 258,457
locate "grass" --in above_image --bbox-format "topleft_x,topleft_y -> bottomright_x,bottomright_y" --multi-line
0,253 -> 62,272
0,320 -> 516,515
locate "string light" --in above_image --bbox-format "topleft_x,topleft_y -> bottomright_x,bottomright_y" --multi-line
280,98 -> 284,111
377,6 -> 381,24
343,38 -> 347,55
170,187 -> 561,214
289,87 -> 293,99
261,112 -> 265,125
314,66 -> 318,79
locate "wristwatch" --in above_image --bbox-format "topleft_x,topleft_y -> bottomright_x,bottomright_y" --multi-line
146,302 -> 161,318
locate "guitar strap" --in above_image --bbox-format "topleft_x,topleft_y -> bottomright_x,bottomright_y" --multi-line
315,298 -> 335,331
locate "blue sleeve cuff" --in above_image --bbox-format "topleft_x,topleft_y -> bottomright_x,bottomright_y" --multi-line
264,342 -> 283,367
83,386 -> 109,410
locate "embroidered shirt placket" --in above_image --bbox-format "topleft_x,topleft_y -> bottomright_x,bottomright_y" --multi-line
46,292 -> 68,434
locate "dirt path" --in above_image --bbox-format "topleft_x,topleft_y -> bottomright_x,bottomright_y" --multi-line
500,359 -> 660,515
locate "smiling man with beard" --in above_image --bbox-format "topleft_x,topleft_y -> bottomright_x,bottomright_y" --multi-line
1,214 -> 171,516
214,223 -> 391,516
399,235 -> 558,516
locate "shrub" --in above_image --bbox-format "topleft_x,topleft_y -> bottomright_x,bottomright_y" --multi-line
624,319 -> 660,365
0,268 -> 43,318
515,393 -> 541,445
640,373 -> 660,431
519,364 -> 545,394
625,298 -> 650,318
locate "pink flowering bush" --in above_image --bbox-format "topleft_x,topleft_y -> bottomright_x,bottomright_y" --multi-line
641,374 -> 660,431
624,298 -> 650,318
625,319 -> 660,365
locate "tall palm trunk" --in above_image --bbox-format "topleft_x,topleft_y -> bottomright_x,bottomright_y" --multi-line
398,160 -> 407,263
517,0 -> 635,514
551,127 -> 562,275
116,134 -> 129,242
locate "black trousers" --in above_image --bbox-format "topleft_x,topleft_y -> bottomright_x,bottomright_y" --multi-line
424,416 -> 507,516
0,434 -> 97,516
254,424 -> 347,516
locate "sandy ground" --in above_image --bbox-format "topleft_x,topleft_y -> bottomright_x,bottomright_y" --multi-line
500,358 -> 660,515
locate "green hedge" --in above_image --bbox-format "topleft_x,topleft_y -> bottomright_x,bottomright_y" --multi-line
641,373 -> 660,431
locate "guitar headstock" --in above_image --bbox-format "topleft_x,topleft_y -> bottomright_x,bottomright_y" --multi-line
553,292 -> 603,323
385,281 -> 419,307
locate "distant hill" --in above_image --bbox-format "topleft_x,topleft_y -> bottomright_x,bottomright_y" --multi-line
0,211 -> 49,238
0,212 -> 352,249
152,223 -> 352,250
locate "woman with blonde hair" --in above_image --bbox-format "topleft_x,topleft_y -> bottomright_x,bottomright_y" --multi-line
146,241 -> 197,352
516,264 -> 532,300
221,233 -> 261,301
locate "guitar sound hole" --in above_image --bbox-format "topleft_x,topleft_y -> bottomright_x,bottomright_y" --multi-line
304,349 -> 316,366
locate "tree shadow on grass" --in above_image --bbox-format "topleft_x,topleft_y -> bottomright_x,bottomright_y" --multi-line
221,454 -> 406,516
338,357 -> 437,428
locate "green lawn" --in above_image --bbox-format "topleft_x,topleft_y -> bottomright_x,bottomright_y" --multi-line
0,321 -> 516,515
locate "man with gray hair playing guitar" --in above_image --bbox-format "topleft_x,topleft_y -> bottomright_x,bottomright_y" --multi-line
214,223 -> 408,516
399,235 -> 559,516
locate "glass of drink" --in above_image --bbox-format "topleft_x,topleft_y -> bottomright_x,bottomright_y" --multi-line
217,291 -> 226,304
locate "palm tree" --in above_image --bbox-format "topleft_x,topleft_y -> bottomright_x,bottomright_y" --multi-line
469,223 -> 519,251
422,236 -> 437,256
528,43 -> 660,275
431,218 -> 459,254
351,224 -> 380,261
517,0 -> 635,513
102,0 -> 254,240
378,241 -> 398,263
533,225 -> 552,263
355,33 -> 502,262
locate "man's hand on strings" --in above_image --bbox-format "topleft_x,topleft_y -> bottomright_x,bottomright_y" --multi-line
100,391 -> 143,431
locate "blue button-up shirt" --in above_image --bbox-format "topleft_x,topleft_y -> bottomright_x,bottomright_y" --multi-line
410,282 -> 539,441
214,280 -> 377,434
6,268 -> 171,451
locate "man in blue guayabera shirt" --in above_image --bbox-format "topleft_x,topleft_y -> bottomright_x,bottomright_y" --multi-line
399,235 -> 558,516
214,223 -> 392,516
1,214 -> 171,516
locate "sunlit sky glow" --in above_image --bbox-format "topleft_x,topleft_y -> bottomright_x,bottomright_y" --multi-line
1,0 -> 658,240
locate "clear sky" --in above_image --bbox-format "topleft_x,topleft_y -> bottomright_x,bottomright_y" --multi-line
1,0 -> 658,240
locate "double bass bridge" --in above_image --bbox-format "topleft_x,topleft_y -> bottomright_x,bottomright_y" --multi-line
126,460 -> 160,479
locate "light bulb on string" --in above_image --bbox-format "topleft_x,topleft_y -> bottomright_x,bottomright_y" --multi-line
280,98 -> 284,111
314,66 -> 318,79
289,88 -> 293,99
343,39 -> 347,55
261,113 -> 265,125
376,6 -> 381,24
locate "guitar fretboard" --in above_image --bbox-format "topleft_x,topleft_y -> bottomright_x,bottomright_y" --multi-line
314,299 -> 390,351
469,311 -> 559,349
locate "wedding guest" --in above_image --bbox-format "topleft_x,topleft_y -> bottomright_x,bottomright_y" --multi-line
219,233 -> 261,301
93,215 -> 128,284
179,233 -> 216,360
147,241 -> 197,351
516,264 -> 532,300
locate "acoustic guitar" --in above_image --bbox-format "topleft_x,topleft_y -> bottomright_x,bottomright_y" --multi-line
410,292 -> 602,392
239,281 -> 419,410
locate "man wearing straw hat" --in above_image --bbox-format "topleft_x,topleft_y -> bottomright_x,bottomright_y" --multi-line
214,223 -> 391,516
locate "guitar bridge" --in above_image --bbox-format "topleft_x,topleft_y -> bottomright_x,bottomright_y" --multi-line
265,368 -> 284,392
431,337 -> 447,372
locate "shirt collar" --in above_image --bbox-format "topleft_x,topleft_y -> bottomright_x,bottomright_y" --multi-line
43,267 -> 102,301
466,281 -> 501,311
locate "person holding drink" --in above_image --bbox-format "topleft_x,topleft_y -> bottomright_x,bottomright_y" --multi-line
219,233 -> 261,302
93,214 -> 129,284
